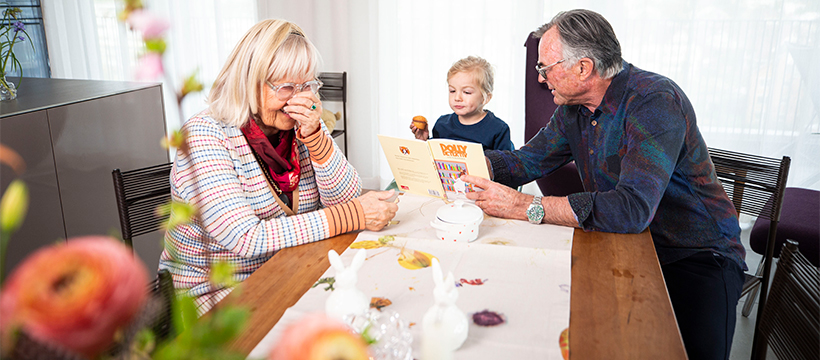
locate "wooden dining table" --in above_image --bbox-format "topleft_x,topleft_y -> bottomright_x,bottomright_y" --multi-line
223,228 -> 687,360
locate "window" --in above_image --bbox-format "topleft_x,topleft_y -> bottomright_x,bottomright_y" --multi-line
1,0 -> 49,78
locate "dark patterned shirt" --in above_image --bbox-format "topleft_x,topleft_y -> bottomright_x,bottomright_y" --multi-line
486,62 -> 746,270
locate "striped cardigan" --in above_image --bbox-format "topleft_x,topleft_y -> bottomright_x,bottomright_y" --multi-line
158,111 -> 364,313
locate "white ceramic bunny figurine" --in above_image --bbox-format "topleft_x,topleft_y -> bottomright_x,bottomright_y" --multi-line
325,248 -> 369,321
422,257 -> 469,351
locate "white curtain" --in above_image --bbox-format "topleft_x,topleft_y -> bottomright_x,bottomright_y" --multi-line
370,0 -> 820,190
45,0 -> 820,190
279,0 -> 820,190
259,0 -> 547,189
605,0 -> 820,190
41,0 -> 105,79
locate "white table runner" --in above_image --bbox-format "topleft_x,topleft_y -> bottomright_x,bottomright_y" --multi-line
249,193 -> 573,359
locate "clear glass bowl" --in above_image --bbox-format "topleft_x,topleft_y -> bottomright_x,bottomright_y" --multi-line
344,309 -> 413,360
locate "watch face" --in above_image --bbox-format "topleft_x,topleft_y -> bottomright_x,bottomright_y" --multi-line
527,204 -> 544,223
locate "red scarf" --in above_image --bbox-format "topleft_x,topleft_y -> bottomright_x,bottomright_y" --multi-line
241,118 -> 301,205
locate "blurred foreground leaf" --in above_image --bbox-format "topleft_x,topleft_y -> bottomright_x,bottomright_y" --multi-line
144,38 -> 166,54
210,261 -> 238,288
161,130 -> 189,154
155,301 -> 249,360
1,179 -> 28,235
171,294 -> 198,336
180,70 -> 204,99
1,179 -> 28,284
158,201 -> 196,230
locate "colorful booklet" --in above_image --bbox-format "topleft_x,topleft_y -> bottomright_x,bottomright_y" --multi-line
377,135 -> 490,199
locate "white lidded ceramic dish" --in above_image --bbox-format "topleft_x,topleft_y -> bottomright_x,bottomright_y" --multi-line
430,200 -> 484,242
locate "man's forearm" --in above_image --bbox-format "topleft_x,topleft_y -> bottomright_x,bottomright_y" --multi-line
541,196 -> 579,228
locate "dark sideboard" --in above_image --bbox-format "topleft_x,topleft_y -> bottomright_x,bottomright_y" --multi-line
1,77 -> 169,274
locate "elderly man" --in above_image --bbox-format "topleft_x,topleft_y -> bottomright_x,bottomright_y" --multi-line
463,9 -> 745,360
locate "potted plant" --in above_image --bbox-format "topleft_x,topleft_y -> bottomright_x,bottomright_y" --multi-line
0,5 -> 32,101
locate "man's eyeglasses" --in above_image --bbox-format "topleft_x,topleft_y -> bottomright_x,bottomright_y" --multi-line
535,59 -> 565,79
266,79 -> 323,100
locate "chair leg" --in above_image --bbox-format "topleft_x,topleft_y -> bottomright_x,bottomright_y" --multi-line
751,221 -> 780,360
742,258 -> 765,317
741,282 -> 761,317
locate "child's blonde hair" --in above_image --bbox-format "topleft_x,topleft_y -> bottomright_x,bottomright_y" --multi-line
447,56 -> 494,103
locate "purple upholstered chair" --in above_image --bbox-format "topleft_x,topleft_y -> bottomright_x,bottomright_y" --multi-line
524,32 -> 585,197
750,187 -> 820,267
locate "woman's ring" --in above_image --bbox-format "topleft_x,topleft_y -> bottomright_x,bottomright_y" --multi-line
310,103 -> 317,111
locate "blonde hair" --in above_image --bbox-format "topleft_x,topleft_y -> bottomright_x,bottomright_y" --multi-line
207,19 -> 321,127
447,56 -> 494,103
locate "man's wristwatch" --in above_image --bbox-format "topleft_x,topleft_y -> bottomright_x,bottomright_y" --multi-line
526,195 -> 544,224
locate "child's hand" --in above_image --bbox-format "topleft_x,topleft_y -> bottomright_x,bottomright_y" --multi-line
409,123 -> 429,141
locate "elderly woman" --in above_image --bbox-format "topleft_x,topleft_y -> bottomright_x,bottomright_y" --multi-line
159,19 -> 397,313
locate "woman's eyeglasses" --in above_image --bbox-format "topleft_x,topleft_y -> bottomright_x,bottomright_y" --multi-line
266,79 -> 323,100
535,59 -> 565,79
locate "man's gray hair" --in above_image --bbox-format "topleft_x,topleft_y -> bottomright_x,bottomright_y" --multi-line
534,9 -> 623,79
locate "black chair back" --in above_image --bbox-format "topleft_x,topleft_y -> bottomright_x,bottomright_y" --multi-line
707,147 -> 790,356
318,71 -> 347,156
709,148 -> 790,222
150,269 -> 176,341
112,162 -> 174,248
754,239 -> 819,360
524,32 -> 584,196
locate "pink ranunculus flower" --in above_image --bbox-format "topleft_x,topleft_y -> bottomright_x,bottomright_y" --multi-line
135,53 -> 165,81
126,9 -> 169,40
0,236 -> 149,358
269,313 -> 370,360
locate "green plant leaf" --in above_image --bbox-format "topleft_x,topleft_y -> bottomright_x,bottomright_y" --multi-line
361,323 -> 378,345
154,304 -> 249,360
172,294 -> 198,335
180,70 -> 203,99
144,38 -> 166,54
158,201 -> 197,230
210,260 -> 237,288
1,179 -> 28,234
206,306 -> 250,342
161,130 -> 187,150
130,328 -> 156,357
21,29 -> 34,50
312,276 -> 336,291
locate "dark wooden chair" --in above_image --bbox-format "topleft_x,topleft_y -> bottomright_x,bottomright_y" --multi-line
707,148 -> 791,357
708,148 -> 791,318
750,187 -> 819,267
753,239 -> 819,360
524,32 -> 585,196
318,71 -> 347,156
112,162 -> 174,248
149,269 -> 176,341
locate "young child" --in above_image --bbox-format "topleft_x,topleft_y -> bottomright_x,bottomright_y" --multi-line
410,56 -> 514,151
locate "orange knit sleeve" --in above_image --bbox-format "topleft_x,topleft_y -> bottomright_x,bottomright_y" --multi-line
322,199 -> 366,237
299,128 -> 335,164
